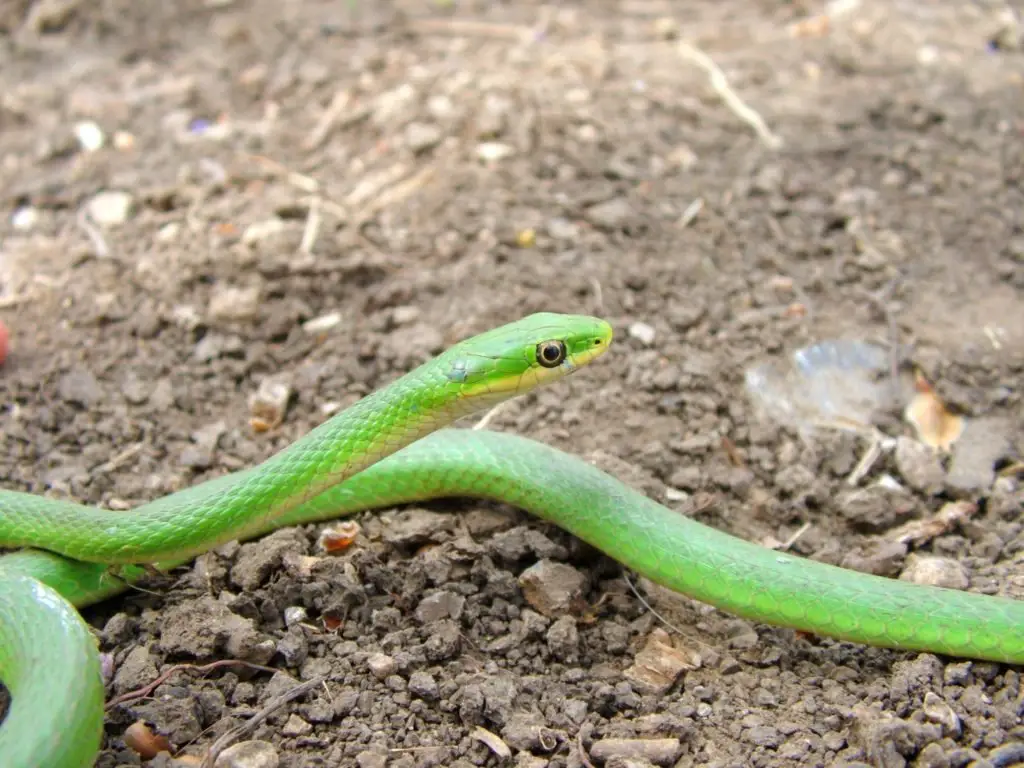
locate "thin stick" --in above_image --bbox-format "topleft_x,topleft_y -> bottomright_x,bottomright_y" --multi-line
200,676 -> 325,768
473,401 -> 510,431
678,42 -> 782,149
106,660 -> 278,709
623,573 -> 691,638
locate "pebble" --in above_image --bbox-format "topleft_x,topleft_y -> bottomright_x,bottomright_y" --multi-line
381,508 -> 453,547
588,738 -> 682,766
366,653 -> 396,680
546,615 -> 580,660
922,691 -> 961,737
249,375 -> 292,432
518,559 -> 586,617
545,217 -> 579,240
391,305 -> 421,326
58,368 -> 103,407
86,190 -> 134,226
476,141 -> 515,162
835,487 -> 917,532
408,670 -> 440,701
11,205 -> 38,231
214,740 -> 280,768
624,628 -> 699,695
840,540 -> 908,577
899,554 -> 969,590
945,418 -> 1009,495
302,311 -> 342,334
585,196 -> 634,230
281,714 -> 312,737
405,122 -> 443,153
628,321 -> 656,345
209,285 -> 261,322
74,120 -> 105,151
894,436 -> 945,493
415,590 -> 465,623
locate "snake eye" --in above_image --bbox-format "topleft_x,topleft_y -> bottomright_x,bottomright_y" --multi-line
536,340 -> 567,368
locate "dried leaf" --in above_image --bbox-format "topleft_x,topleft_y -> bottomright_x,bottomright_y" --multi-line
904,371 -> 965,450
472,726 -> 512,759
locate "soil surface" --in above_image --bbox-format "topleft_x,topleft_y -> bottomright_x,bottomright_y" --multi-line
1,2 -> 1023,767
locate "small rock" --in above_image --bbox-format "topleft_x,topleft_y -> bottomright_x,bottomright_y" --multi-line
231,529 -> 305,591
405,122 -> 443,153
850,706 -> 942,768
501,713 -> 556,752
588,738 -> 682,766
546,615 -> 579,660
86,191 -> 134,226
545,217 -> 579,240
668,466 -> 702,491
112,646 -> 158,695
894,437 -> 945,494
945,418 -> 1010,496
193,333 -> 245,362
408,670 -> 440,701
283,606 -> 307,627
121,372 -> 151,405
366,653 -> 396,680
835,487 -> 917,533
281,714 -> 312,737
899,555 -> 969,590
841,540 -> 908,577
774,464 -> 817,496
58,369 -> 103,407
585,197 -> 634,230
209,285 -> 261,322
476,142 -> 515,162
249,375 -> 292,433
624,628 -> 699,695
415,591 -> 465,623
355,751 -> 387,768
381,508 -> 453,547
391,305 -> 421,326
628,321 -> 656,346
11,205 -> 38,231
922,691 -> 961,737
74,121 -> 105,152
302,311 -> 343,334
215,740 -> 279,768
518,559 -> 587,617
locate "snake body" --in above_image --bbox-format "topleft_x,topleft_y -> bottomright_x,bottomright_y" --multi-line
1,313 -> 1022,768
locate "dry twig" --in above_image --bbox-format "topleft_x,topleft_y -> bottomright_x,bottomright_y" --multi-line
106,660 -> 278,710
678,42 -> 782,149
200,676 -> 325,768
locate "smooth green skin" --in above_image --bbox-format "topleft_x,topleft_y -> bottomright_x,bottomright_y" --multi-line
2,314 -> 1023,768
0,313 -> 611,768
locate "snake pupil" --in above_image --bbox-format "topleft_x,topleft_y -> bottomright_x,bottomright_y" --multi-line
537,340 -> 566,368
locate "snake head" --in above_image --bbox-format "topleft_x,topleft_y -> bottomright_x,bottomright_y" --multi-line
442,312 -> 613,403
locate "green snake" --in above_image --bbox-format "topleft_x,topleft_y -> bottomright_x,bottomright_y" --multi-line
0,313 -> 1021,768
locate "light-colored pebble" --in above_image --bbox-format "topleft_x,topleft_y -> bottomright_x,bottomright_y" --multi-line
302,311 -> 342,334
74,121 -> 105,151
628,321 -> 656,345
86,191 -> 134,226
215,740 -> 280,768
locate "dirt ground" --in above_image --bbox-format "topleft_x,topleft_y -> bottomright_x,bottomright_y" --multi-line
1,1 -> 1023,767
